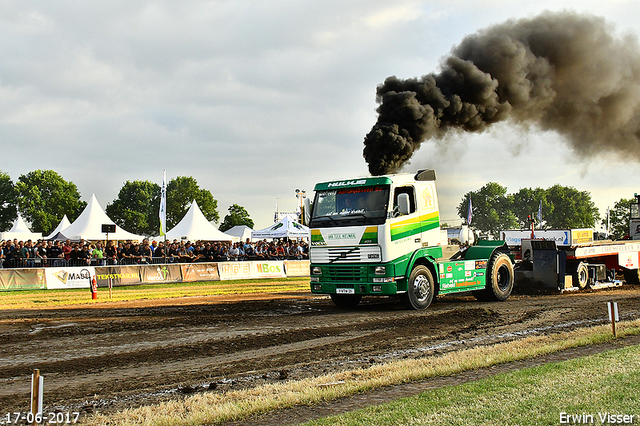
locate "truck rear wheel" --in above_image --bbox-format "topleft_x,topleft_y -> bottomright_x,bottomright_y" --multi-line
573,262 -> 589,289
330,294 -> 362,308
623,268 -> 640,284
403,265 -> 434,310
479,253 -> 514,302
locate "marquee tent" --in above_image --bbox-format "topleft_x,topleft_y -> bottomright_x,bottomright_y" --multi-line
251,216 -> 310,240
161,200 -> 234,242
45,215 -> 71,240
58,194 -> 144,241
0,214 -> 42,241
225,225 -> 253,242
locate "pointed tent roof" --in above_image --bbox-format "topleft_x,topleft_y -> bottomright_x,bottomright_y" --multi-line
225,225 -> 253,242
162,200 -> 234,242
45,215 -> 71,240
0,214 -> 43,241
58,194 -> 144,241
251,216 -> 310,240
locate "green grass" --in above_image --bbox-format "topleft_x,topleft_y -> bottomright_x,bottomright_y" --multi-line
302,344 -> 640,426
0,278 -> 310,309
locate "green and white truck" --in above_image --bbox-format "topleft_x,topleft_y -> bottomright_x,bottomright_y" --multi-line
308,170 -> 515,309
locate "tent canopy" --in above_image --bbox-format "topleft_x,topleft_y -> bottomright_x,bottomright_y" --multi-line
161,200 -> 234,242
58,194 -> 145,241
251,216 -> 309,240
225,225 -> 253,242
0,214 -> 43,241
45,215 -> 71,240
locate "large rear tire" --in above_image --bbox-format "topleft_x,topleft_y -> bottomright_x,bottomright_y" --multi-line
573,262 -> 589,289
403,265 -> 435,310
623,268 -> 640,284
330,294 -> 362,308
482,253 -> 514,301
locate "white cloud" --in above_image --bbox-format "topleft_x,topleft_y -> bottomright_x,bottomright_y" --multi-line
1,1 -> 639,229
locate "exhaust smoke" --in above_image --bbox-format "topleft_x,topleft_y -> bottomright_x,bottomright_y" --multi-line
363,12 -> 640,175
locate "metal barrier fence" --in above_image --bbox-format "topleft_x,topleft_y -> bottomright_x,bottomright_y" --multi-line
1,255 -> 309,269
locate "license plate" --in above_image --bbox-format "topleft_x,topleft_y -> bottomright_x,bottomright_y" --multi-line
336,288 -> 355,294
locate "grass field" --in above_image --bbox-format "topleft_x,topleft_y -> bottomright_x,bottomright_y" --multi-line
301,344 -> 640,426
0,277 -> 310,309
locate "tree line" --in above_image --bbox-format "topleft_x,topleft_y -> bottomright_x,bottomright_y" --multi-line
0,170 -> 253,237
456,182 -> 632,239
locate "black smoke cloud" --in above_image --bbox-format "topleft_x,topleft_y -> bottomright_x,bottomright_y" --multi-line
363,12 -> 640,175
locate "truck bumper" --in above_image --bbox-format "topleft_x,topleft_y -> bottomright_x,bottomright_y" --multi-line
309,262 -> 402,296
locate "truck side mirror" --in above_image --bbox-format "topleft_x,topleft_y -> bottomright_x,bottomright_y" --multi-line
398,193 -> 410,216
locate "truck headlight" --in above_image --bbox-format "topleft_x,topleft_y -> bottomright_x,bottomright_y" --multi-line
374,266 -> 386,275
311,266 -> 322,275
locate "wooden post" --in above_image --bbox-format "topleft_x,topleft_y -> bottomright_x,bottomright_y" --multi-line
30,369 -> 42,426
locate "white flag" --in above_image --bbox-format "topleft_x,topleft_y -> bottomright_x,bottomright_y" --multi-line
159,170 -> 167,236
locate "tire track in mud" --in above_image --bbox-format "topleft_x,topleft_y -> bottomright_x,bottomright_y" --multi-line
0,288 -> 639,416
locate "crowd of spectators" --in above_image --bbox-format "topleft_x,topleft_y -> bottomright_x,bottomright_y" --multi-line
0,238 -> 309,268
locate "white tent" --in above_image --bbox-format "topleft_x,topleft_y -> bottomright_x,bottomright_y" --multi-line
45,215 -> 71,240
225,225 -> 253,242
58,194 -> 145,241
251,216 -> 310,240
161,200 -> 234,242
0,214 -> 42,241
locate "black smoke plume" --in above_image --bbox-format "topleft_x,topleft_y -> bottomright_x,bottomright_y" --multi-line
363,11 -> 640,175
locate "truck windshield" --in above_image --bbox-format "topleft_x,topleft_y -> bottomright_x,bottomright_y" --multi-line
310,186 -> 390,227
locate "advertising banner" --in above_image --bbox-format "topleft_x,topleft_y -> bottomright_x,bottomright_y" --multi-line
218,261 -> 252,280
139,264 -> 182,284
283,260 -> 310,277
0,269 -> 46,291
181,263 -> 220,282
619,251 -> 639,269
252,261 -> 287,279
95,266 -> 141,287
45,266 -> 96,289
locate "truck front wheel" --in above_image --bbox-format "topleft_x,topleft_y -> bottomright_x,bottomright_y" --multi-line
403,265 -> 434,310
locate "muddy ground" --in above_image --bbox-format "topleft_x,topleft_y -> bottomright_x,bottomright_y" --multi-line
1,285 -> 640,424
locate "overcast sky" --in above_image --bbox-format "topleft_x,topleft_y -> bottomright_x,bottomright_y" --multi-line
2,0 -> 640,230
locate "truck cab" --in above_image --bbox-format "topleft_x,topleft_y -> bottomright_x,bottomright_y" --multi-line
309,170 -> 514,309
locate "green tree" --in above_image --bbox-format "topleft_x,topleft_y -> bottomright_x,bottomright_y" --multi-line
603,198 -> 632,239
15,170 -> 86,234
457,182 -> 517,239
512,187 -> 547,229
543,185 -> 600,229
0,171 -> 17,231
106,180 -> 161,236
166,176 -> 219,229
219,204 -> 254,232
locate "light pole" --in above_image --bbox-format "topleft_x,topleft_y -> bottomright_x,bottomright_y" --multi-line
295,189 -> 306,224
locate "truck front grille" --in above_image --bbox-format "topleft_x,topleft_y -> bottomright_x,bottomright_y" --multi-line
311,246 -> 381,263
325,265 -> 367,282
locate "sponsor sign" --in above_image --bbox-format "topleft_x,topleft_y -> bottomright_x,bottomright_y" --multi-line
253,261 -> 286,278
219,262 -> 252,280
619,252 -> 639,269
45,267 -> 96,289
0,269 -> 46,291
95,266 -> 141,287
140,264 -> 182,284
181,263 -> 220,282
283,260 -> 310,277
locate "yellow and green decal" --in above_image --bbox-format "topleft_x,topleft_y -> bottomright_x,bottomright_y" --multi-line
359,226 -> 378,244
390,211 -> 439,241
311,229 -> 326,246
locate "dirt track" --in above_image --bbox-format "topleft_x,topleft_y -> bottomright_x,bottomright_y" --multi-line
1,286 -> 640,423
